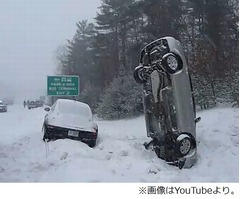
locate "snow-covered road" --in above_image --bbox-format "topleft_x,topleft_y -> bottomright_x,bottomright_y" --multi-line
0,104 -> 238,182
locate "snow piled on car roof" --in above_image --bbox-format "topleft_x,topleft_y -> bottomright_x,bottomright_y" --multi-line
57,99 -> 89,107
56,99 -> 92,117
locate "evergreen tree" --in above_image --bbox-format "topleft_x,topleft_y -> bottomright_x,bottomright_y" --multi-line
140,0 -> 185,40
97,70 -> 143,119
55,0 -> 238,118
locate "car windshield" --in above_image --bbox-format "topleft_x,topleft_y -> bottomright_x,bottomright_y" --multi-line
0,102 -> 3,105
58,101 -> 92,120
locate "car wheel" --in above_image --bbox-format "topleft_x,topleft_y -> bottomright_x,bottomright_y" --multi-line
43,133 -> 51,142
162,53 -> 183,74
176,134 -> 192,157
133,65 -> 146,84
88,140 -> 96,148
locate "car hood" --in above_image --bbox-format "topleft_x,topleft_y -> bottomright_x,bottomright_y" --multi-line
48,113 -> 95,132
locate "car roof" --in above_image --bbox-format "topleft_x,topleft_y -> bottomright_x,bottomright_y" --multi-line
54,99 -> 92,117
55,99 -> 91,112
56,99 -> 89,107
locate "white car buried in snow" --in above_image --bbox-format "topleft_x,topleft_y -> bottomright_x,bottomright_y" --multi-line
42,99 -> 98,147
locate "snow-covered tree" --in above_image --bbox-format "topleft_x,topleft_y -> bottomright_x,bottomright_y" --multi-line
97,71 -> 143,119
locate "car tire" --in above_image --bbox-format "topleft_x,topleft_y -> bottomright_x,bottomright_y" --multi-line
162,53 -> 183,74
43,133 -> 51,142
176,134 -> 193,157
88,140 -> 96,148
133,65 -> 147,84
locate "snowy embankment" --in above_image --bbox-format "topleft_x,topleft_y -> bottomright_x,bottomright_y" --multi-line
0,104 -> 238,182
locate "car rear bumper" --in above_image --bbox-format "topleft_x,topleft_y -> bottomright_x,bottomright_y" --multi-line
44,124 -> 97,143
28,105 -> 42,108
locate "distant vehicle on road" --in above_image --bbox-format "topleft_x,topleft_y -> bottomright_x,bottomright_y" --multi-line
27,101 -> 38,109
42,99 -> 98,147
27,100 -> 44,109
0,101 -> 7,112
35,100 -> 44,107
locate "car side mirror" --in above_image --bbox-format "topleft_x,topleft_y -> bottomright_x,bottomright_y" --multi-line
44,107 -> 50,112
195,117 -> 201,123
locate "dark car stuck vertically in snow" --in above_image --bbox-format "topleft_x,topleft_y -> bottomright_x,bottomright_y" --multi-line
42,99 -> 98,147
133,36 -> 201,169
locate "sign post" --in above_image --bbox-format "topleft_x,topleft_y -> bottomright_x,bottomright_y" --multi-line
47,76 -> 79,96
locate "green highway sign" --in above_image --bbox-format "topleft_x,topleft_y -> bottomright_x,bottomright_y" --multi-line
47,76 -> 79,96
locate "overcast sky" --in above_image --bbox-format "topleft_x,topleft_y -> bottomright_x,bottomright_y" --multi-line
0,0 -> 101,101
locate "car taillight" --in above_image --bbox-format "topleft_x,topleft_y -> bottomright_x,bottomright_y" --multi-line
92,129 -> 98,137
46,124 -> 54,129
93,126 -> 98,132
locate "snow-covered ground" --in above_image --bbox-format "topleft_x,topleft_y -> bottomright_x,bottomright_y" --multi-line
0,104 -> 238,182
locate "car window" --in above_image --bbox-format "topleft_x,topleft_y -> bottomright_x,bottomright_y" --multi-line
50,102 -> 57,112
59,102 -> 92,119
0,102 -> 3,105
